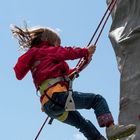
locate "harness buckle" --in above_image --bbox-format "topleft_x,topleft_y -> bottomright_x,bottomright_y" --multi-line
65,91 -> 75,111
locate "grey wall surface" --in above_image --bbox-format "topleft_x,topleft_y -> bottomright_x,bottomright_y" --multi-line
106,0 -> 140,139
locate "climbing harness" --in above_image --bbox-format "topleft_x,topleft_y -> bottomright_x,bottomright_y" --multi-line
34,0 -> 117,139
39,76 -> 76,111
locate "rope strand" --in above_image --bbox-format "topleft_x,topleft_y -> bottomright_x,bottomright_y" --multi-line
75,0 -> 117,74
87,0 -> 115,47
94,0 -> 117,46
34,116 -> 49,140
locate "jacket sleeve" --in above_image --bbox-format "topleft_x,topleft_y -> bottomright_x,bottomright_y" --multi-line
14,48 -> 36,80
55,46 -> 89,61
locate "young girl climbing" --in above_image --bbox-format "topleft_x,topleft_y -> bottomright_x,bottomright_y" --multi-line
11,25 -> 136,140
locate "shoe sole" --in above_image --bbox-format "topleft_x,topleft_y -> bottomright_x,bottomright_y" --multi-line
108,126 -> 136,140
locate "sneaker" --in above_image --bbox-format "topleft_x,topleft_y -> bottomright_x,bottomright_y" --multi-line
106,124 -> 136,140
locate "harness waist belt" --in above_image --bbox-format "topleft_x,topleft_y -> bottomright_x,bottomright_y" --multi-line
39,77 -> 66,95
39,77 -> 68,106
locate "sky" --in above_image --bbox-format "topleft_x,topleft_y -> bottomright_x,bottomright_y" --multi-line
0,0 -> 120,140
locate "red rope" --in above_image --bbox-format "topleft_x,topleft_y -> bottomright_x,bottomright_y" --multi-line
87,0 -> 115,47
34,116 -> 49,140
94,0 -> 117,46
74,0 -> 117,74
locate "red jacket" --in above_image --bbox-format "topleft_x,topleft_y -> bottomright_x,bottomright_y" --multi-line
14,42 -> 89,89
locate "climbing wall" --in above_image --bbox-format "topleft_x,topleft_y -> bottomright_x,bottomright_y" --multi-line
106,0 -> 140,139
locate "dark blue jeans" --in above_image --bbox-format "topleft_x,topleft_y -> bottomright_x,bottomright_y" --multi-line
43,91 -> 113,140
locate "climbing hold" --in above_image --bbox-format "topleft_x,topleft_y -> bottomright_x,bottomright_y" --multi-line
138,114 -> 140,120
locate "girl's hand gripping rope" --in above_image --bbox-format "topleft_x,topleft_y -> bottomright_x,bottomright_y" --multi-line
87,45 -> 96,63
77,45 -> 96,72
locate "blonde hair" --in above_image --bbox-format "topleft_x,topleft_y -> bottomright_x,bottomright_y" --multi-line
11,25 -> 61,50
